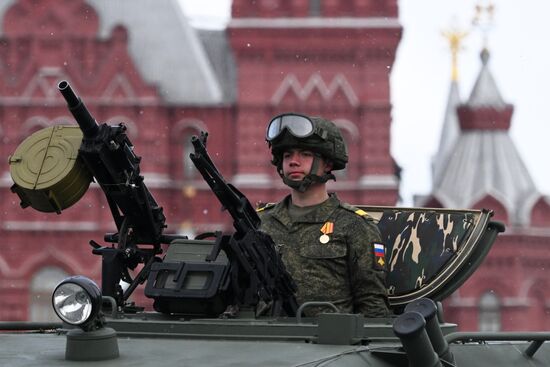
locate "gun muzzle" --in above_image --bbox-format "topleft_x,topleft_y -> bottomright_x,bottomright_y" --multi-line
405,298 -> 455,364
58,80 -> 99,138
393,311 -> 443,367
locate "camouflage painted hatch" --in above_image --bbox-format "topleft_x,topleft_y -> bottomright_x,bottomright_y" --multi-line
356,206 -> 503,308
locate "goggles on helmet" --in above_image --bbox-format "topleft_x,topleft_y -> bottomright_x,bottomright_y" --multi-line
266,113 -> 316,142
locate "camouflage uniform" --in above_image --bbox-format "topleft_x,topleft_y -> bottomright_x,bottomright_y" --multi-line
259,194 -> 389,318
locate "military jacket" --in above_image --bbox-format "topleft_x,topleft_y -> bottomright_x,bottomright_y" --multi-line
258,194 -> 389,317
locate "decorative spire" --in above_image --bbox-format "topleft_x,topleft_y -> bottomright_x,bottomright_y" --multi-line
472,1 -> 495,50
442,27 -> 468,81
434,21 -> 468,187
465,2 -> 506,111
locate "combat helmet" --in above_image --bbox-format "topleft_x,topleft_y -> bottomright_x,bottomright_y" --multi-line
265,113 -> 348,192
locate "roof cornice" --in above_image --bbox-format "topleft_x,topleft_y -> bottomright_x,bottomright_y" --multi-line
229,17 -> 401,29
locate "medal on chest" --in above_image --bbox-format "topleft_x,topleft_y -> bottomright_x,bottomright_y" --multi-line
319,221 -> 334,244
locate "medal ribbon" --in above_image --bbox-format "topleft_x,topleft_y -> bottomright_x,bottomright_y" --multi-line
320,222 -> 334,235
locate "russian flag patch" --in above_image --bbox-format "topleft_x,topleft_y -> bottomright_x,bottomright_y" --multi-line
373,242 -> 386,270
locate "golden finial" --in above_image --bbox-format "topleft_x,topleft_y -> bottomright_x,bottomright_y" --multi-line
472,1 -> 495,49
442,27 -> 468,81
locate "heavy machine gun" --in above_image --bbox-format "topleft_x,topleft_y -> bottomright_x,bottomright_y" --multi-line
143,132 -> 298,316
57,81 -> 187,307
189,132 -> 298,316
10,80 -> 187,307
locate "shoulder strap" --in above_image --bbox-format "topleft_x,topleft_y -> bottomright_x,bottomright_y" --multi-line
256,202 -> 276,212
340,202 -> 374,221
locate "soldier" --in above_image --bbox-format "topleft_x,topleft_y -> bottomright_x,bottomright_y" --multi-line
258,113 -> 390,317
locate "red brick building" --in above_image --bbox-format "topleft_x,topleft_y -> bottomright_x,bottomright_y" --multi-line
0,0 -> 401,320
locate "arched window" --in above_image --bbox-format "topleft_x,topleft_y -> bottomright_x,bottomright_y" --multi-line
309,0 -> 321,16
29,267 -> 69,322
332,118 -> 358,181
52,115 -> 74,126
106,116 -> 139,140
181,129 -> 200,180
182,133 -> 196,179
174,118 -> 207,180
332,132 -> 350,180
478,291 -> 501,331
22,116 -> 49,135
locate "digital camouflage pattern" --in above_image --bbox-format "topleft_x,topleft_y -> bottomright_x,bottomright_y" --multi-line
366,208 -> 476,298
258,194 -> 389,318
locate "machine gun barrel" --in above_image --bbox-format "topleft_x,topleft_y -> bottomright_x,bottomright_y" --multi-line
58,80 -> 99,138
57,80 -> 167,246
190,134 -> 260,234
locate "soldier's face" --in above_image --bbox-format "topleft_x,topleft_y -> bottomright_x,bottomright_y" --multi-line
282,149 -> 331,180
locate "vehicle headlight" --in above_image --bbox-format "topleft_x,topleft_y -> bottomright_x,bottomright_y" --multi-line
52,276 -> 102,327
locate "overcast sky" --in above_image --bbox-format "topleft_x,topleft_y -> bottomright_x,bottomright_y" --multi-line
180,0 -> 550,205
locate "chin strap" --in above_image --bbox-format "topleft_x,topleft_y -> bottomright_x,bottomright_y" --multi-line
278,155 -> 336,193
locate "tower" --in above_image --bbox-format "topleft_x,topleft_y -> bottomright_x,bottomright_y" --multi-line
432,27 -> 467,188
228,0 -> 402,205
420,4 -> 550,329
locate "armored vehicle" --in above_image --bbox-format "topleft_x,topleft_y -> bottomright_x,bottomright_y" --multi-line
3,81 -> 550,366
